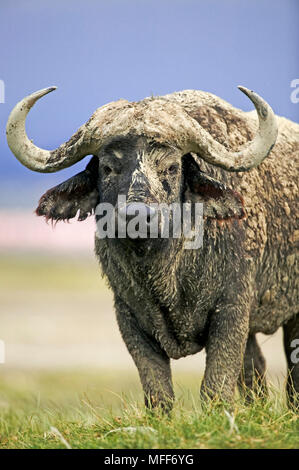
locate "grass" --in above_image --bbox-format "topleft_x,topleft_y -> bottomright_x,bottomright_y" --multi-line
0,253 -> 105,293
0,254 -> 297,449
0,369 -> 298,449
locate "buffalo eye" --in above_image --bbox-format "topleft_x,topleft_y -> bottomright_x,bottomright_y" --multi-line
167,164 -> 179,175
103,165 -> 112,176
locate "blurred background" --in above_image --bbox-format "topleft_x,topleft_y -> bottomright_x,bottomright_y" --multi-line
0,0 -> 298,407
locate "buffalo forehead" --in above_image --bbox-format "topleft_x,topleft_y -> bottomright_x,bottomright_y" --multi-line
91,98 -> 193,149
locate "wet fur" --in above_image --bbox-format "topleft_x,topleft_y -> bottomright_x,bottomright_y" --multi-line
36,91 -> 299,410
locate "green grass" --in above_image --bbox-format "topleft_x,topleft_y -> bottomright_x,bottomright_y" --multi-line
0,253 -> 106,292
0,370 -> 298,449
0,255 -> 297,448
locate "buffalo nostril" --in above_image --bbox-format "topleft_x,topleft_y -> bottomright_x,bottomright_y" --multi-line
145,205 -> 156,217
144,205 -> 156,225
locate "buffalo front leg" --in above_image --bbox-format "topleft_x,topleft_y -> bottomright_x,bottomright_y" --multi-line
201,302 -> 249,405
283,314 -> 299,411
115,298 -> 174,412
238,334 -> 268,402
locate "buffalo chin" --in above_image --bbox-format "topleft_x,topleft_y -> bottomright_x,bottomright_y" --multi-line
112,235 -> 170,257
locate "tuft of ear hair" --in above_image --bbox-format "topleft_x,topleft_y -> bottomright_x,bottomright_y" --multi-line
36,156 -> 99,222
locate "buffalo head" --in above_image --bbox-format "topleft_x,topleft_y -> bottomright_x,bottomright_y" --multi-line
6,86 -> 277,250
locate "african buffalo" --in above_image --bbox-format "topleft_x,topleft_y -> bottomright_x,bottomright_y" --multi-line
6,86 -> 298,411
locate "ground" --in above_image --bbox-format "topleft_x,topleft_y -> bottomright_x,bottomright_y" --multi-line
0,254 -> 298,449
0,369 -> 298,449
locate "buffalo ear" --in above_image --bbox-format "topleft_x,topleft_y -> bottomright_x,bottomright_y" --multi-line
36,155 -> 99,222
182,155 -> 246,221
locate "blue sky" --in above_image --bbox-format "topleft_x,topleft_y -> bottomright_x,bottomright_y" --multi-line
0,0 -> 298,207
